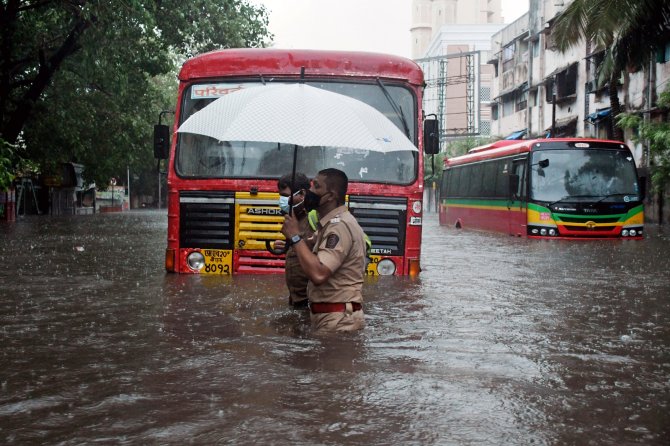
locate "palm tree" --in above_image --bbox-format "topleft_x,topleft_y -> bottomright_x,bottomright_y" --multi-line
552,0 -> 670,141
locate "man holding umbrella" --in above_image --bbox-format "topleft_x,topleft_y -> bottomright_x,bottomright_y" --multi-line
281,168 -> 367,332
273,172 -> 315,308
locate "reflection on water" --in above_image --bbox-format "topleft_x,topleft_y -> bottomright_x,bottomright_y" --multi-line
1,211 -> 669,444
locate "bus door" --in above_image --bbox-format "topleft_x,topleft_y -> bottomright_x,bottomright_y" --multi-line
508,157 -> 527,236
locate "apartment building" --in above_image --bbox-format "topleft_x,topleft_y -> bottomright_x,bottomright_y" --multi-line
489,0 -> 670,169
411,0 -> 505,144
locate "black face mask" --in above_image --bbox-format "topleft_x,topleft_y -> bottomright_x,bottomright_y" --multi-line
303,190 -> 327,212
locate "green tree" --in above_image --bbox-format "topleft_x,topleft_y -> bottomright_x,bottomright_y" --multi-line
617,86 -> 670,191
0,137 -> 15,191
0,0 -> 271,186
552,0 -> 670,141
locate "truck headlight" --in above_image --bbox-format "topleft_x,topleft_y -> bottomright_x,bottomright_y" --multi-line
187,251 -> 205,271
377,259 -> 396,276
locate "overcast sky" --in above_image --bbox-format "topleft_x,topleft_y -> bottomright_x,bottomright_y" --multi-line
250,0 -> 529,58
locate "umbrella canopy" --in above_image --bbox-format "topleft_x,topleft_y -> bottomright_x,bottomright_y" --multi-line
177,83 -> 417,153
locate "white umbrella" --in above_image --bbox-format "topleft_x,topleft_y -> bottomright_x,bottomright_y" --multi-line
177,83 -> 417,153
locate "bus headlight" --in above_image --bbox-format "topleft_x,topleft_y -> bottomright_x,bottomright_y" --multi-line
540,228 -> 547,236
377,259 -> 396,276
621,229 -> 629,237
629,229 -> 637,237
187,251 -> 206,271
548,229 -> 557,236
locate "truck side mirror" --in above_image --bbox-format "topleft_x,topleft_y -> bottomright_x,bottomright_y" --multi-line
154,124 -> 170,159
509,174 -> 520,196
423,118 -> 440,155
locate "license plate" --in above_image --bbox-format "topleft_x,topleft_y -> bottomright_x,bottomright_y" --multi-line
365,255 -> 381,276
201,249 -> 232,274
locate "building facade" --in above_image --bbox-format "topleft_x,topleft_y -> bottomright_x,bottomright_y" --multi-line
489,0 -> 670,153
411,0 -> 504,145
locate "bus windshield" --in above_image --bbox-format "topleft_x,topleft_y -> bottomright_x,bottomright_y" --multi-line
176,81 -> 418,184
530,149 -> 640,203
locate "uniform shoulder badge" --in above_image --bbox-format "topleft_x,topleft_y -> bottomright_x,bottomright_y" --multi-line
330,217 -> 341,224
325,234 -> 340,249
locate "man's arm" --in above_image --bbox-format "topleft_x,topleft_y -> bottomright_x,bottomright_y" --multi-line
291,239 -> 332,285
281,213 -> 332,285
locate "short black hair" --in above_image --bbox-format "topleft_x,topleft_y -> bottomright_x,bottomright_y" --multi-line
277,172 -> 310,193
319,168 -> 348,205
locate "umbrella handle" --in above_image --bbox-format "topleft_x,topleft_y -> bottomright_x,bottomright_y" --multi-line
266,239 -> 287,255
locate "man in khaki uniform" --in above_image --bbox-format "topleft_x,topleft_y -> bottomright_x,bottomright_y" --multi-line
281,168 -> 366,331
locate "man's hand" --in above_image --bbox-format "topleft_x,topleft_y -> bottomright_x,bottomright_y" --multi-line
281,213 -> 300,239
273,239 -> 286,250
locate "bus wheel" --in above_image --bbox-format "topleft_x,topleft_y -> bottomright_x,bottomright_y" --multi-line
455,220 -> 462,229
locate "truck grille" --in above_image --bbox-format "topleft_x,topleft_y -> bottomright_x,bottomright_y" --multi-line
348,196 -> 407,256
179,191 -> 235,249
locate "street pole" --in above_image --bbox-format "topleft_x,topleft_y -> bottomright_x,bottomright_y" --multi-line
157,167 -> 161,210
127,166 -> 130,210
551,93 -> 556,138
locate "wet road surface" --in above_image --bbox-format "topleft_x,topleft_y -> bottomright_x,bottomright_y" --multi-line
1,211 -> 669,445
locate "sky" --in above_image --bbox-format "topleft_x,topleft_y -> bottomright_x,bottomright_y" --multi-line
250,0 -> 529,58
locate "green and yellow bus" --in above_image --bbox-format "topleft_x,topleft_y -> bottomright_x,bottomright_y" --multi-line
439,138 -> 645,239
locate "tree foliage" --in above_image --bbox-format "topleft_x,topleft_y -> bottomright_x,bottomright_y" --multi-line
0,138 -> 15,190
617,86 -> 670,191
0,0 -> 271,188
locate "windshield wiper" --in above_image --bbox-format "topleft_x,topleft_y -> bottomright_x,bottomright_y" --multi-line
547,195 -> 601,207
376,78 -> 410,137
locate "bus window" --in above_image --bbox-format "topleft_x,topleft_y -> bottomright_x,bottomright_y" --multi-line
481,161 -> 497,197
494,159 -> 509,197
512,159 -> 527,200
530,149 -> 639,202
452,168 -> 462,197
467,164 -> 484,197
441,169 -> 451,198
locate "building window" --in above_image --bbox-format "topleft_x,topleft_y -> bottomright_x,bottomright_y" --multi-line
503,98 -> 515,116
556,63 -> 578,99
515,91 -> 528,112
546,63 -> 578,103
657,43 -> 670,63
532,40 -> 539,58
502,44 -> 515,73
491,104 -> 499,120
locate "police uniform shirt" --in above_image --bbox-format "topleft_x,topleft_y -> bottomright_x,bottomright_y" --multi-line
307,205 -> 366,304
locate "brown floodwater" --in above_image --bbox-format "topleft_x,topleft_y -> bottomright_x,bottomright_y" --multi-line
1,211 -> 669,445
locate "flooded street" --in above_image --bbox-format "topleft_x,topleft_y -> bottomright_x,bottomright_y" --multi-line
1,211 -> 669,445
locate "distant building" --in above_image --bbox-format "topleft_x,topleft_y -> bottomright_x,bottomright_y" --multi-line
411,0 -> 505,146
411,0 -> 503,59
488,0 -> 670,153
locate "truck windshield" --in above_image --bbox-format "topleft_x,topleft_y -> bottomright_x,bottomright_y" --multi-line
175,81 -> 417,184
530,149 -> 640,203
